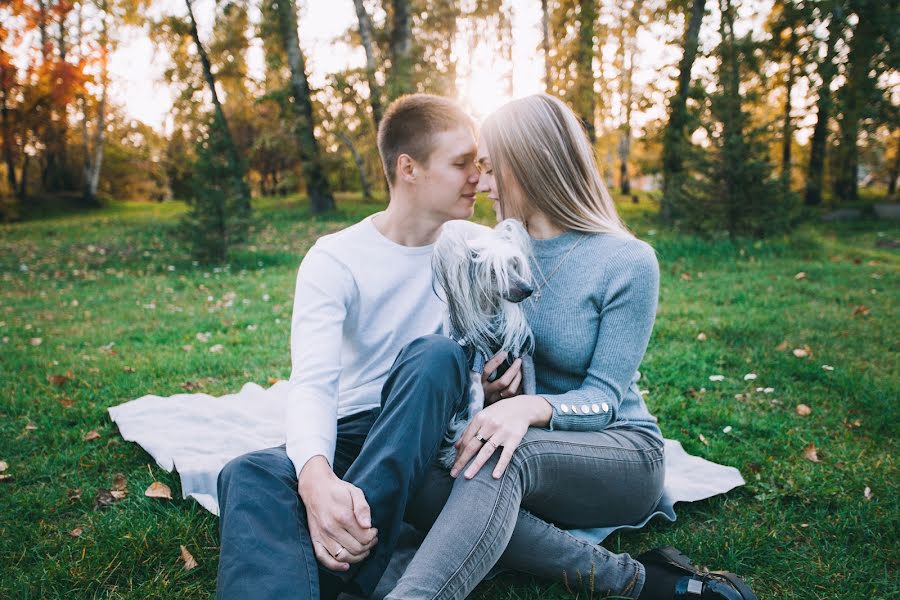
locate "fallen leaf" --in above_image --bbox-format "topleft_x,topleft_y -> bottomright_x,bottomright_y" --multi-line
0,474 -> 12,482
209,344 -> 224,353
181,344 -> 193,352
822,365 -> 834,371
110,490 -> 127,500
763,387 -> 775,393
94,488 -> 116,509
267,377 -> 279,385
696,332 -> 707,341
802,443 -> 821,463
0,460 -> 7,472
180,545 -> 198,571
698,433 -> 709,446
123,366 -> 135,373
67,488 -> 82,500
246,324 -> 258,332
30,337 -> 43,346
25,421 -> 37,431
709,375 -> 725,382
111,473 -> 127,491
83,430 -> 101,441
852,305 -> 870,317
794,272 -> 807,280
196,332 -> 211,343
776,340 -> 790,351
793,345 -> 812,358
69,527 -> 83,538
723,426 -> 733,434
863,486 -> 872,500
744,373 -> 757,381
145,481 -> 172,500
58,397 -> 75,408
48,373 -> 71,386
796,404 -> 812,416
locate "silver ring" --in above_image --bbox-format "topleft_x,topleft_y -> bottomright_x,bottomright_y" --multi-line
475,433 -> 487,443
332,546 -> 345,559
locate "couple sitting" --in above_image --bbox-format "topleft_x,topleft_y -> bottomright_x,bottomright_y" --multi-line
215,93 -> 757,600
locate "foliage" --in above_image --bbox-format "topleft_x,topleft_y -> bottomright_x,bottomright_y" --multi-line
179,116 -> 251,263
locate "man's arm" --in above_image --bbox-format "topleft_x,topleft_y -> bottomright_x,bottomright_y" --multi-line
285,246 -> 377,570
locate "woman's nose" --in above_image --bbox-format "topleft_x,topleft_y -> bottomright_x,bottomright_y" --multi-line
476,172 -> 490,193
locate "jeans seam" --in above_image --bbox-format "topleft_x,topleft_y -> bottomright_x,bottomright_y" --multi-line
517,438 -> 665,464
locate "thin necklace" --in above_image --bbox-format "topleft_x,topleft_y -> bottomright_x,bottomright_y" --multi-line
531,235 -> 586,302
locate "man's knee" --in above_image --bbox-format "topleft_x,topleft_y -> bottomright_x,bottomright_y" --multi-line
218,448 -> 295,501
397,334 -> 467,383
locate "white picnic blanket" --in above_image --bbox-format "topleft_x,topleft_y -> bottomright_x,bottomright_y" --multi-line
108,380 -> 746,543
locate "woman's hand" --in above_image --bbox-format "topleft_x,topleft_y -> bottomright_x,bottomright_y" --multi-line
482,352 -> 522,405
451,395 -> 552,480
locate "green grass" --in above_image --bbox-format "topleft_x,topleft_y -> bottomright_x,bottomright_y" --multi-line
1,193 -> 897,599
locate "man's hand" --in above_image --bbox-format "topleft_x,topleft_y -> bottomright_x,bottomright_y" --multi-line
298,456 -> 378,571
482,352 -> 522,405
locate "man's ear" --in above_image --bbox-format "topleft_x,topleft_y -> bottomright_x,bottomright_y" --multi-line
397,154 -> 418,183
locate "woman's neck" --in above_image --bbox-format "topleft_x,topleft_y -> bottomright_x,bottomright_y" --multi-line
526,212 -> 565,240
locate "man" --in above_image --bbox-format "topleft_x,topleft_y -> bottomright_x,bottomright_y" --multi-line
215,94 -> 520,599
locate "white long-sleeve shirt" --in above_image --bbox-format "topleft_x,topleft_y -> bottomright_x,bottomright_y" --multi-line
285,214 -> 456,478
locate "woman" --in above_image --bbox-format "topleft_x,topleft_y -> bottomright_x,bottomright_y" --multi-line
387,95 -> 757,600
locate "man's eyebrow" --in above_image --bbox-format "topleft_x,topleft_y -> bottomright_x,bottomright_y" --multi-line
453,150 -> 477,161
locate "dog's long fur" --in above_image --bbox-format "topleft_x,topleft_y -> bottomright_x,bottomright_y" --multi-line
432,219 -> 536,468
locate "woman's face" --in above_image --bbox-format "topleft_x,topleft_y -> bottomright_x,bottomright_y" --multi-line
476,140 -> 525,223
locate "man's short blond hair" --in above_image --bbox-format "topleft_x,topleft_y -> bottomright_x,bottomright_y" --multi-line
377,94 -> 474,187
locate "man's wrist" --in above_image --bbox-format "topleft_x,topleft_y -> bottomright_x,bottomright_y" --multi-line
298,455 -> 334,497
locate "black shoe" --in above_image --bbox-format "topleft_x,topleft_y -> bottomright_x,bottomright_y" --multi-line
638,547 -> 758,600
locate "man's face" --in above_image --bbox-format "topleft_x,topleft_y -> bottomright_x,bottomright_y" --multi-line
415,126 -> 480,222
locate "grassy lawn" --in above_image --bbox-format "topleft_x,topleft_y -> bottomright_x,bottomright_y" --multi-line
1,194 -> 897,599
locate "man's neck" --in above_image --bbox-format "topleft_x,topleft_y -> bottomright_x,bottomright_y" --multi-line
373,200 -> 445,247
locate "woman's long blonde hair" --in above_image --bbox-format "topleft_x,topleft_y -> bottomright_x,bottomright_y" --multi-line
481,94 -> 631,236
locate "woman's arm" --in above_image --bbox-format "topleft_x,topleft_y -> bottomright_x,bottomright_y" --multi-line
540,239 -> 659,432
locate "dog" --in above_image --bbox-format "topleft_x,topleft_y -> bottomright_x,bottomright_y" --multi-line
432,218 -> 536,469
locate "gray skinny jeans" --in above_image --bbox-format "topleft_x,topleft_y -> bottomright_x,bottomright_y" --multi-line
389,426 -> 665,600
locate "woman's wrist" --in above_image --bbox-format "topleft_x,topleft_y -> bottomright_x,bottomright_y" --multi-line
525,395 -> 553,427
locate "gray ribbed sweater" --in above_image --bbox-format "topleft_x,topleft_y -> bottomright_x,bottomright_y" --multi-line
524,230 -> 663,443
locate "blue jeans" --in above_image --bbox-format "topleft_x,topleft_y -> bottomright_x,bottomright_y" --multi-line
216,335 -> 469,599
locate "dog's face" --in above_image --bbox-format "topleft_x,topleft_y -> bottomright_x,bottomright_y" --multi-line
435,219 -> 533,312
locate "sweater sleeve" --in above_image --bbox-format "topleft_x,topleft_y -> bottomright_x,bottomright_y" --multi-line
284,245 -> 356,478
540,240 -> 659,432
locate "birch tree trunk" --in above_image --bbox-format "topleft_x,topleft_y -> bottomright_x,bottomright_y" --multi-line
541,0 -> 551,92
274,0 -> 334,213
389,0 -> 412,100
351,0 -> 383,129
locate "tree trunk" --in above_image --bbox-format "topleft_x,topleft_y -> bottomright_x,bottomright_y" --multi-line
351,0 -> 383,130
575,0 -> 597,142
888,132 -> 900,196
541,0 -> 551,92
0,67 -> 17,195
781,27 -> 796,186
336,131 -> 373,202
81,2 -> 107,206
833,4 -> 879,203
660,0 -> 706,222
389,0 -> 412,100
185,0 -> 250,210
275,0 -> 334,213
804,6 -> 840,206
618,41 -> 633,195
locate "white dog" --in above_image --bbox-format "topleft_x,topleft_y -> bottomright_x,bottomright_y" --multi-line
432,219 -> 536,469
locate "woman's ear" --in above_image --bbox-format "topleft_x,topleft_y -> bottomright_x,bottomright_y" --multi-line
397,154 -> 417,183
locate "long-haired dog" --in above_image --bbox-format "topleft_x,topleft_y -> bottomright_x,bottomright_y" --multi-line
432,219 -> 536,469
